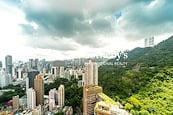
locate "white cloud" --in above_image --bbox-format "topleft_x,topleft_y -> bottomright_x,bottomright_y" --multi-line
0,1 -> 26,61
0,0 -> 173,63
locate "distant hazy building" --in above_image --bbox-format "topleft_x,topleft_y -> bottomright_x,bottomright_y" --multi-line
12,65 -> 16,79
0,61 -> 2,68
5,55 -> 13,75
59,66 -> 64,78
29,59 -> 39,70
17,68 -> 23,80
34,74 -> 44,106
51,66 -> 58,77
58,85 -> 65,107
26,77 -> 29,91
29,59 -> 34,70
145,37 -> 154,47
28,70 -> 39,88
64,70 -> 71,81
12,95 -> 19,110
0,69 -> 10,88
84,60 -> 98,85
27,88 -> 36,109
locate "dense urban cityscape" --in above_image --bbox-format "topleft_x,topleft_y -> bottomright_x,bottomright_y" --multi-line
0,55 -> 131,115
1,0 -> 173,115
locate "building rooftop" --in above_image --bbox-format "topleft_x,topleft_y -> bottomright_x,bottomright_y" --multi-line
98,93 -> 118,106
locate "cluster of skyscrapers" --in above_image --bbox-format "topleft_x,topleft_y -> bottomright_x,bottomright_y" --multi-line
48,85 -> 65,111
11,73 -> 66,114
0,55 -> 51,88
0,55 -> 130,114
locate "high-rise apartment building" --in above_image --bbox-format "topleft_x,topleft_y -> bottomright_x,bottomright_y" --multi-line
34,74 -> 44,106
17,68 -> 23,80
49,88 -> 58,111
5,55 -> 12,75
58,85 -> 65,107
49,99 -> 55,111
145,37 -> 154,47
84,60 -> 98,85
12,95 -> 19,110
83,60 -> 99,115
26,77 -> 29,91
0,69 -> 10,88
0,61 -> 2,68
83,85 -> 103,115
28,70 -> 39,88
29,59 -> 39,70
51,66 -> 58,76
12,65 -> 16,79
59,66 -> 64,78
27,88 -> 36,109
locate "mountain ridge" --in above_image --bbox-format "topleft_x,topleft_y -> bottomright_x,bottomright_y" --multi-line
98,35 -> 173,114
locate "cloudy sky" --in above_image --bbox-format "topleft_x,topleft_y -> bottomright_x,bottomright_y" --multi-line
0,0 -> 173,62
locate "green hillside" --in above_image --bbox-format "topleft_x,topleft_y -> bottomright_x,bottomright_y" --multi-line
126,67 -> 173,114
129,35 -> 173,67
98,35 -> 173,114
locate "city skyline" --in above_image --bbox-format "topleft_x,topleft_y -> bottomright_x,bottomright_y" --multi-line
0,0 -> 173,61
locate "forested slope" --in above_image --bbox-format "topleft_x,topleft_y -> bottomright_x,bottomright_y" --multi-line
98,35 -> 173,114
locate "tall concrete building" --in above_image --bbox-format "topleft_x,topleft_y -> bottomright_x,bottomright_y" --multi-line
145,37 -> 154,47
34,74 -> 44,106
12,95 -> 19,110
83,60 -> 99,115
49,88 -> 58,111
58,85 -> 65,107
83,85 -> 103,115
17,68 -> 23,80
26,77 -> 29,91
29,59 -> 34,70
59,66 -> 64,78
12,65 -> 16,79
0,69 -> 10,88
28,70 -> 39,88
84,60 -> 98,85
5,55 -> 12,75
27,88 -> 36,109
29,59 -> 40,70
51,66 -> 58,76
0,61 -> 2,68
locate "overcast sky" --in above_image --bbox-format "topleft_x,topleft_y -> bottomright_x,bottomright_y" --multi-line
0,0 -> 173,62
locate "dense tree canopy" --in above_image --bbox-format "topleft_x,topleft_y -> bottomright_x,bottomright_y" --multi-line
0,84 -> 25,104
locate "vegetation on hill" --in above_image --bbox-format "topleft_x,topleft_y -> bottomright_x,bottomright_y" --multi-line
129,36 -> 173,67
126,67 -> 173,114
98,35 -> 173,114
